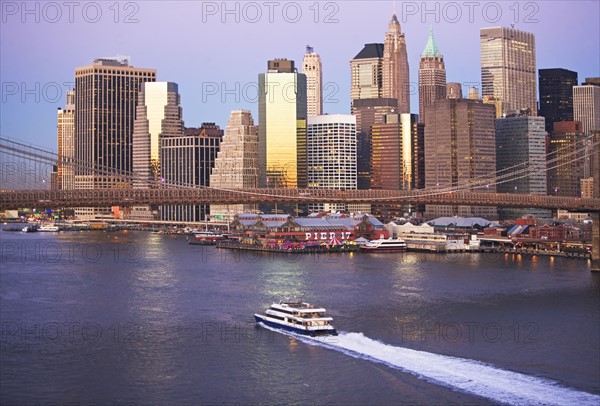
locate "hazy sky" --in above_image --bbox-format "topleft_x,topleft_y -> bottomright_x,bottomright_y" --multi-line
1,1 -> 599,151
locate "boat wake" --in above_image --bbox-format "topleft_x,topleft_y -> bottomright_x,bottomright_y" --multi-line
259,324 -> 600,405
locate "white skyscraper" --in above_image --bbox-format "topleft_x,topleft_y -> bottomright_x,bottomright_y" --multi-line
573,80 -> 600,134
302,45 -> 323,117
307,114 -> 357,212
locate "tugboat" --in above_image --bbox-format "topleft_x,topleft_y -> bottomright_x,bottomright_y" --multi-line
360,238 -> 407,252
254,301 -> 338,336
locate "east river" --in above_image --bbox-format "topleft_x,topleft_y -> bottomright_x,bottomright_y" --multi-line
1,229 -> 599,405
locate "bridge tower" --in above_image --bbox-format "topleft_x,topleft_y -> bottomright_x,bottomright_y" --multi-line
592,130 -> 600,272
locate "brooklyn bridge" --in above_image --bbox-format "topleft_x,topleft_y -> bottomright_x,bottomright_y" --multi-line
1,135 -> 599,270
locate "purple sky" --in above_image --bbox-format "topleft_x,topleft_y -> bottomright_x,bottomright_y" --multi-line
1,1 -> 599,151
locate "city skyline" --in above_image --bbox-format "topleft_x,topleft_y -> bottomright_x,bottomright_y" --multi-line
1,1 -> 599,151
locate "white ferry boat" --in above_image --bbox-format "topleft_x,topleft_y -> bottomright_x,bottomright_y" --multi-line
38,224 -> 60,232
254,301 -> 338,336
360,238 -> 407,252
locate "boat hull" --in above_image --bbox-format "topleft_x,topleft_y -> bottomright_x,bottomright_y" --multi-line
254,314 -> 337,336
360,247 -> 407,252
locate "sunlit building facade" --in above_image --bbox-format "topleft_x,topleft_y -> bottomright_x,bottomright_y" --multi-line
371,113 -> 424,217
383,13 -> 410,114
350,43 -> 384,112
418,27 -> 446,123
258,59 -> 307,189
131,82 -> 184,220
57,90 -> 75,191
210,110 -> 259,220
480,27 -> 537,116
548,121 -> 584,197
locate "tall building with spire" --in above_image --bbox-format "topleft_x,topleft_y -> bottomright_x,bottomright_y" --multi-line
383,13 -> 410,114
480,27 -> 537,116
418,27 -> 446,123
210,110 -> 259,220
302,45 -> 323,117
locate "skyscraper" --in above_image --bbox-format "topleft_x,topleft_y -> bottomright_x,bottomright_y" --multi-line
160,124 -> 223,221
132,82 -> 183,188
57,90 -> 75,191
210,110 -> 259,220
131,82 -> 184,220
480,27 -> 537,116
302,45 -> 323,117
418,26 -> 446,123
383,13 -> 410,114
547,121 -> 585,197
371,113 -> 424,217
258,59 -> 307,189
495,112 -> 550,220
306,114 -> 357,212
538,68 -> 578,132
573,78 -> 600,134
74,56 -> 156,219
424,99 -> 497,219
350,43 -> 384,110
352,98 -> 398,190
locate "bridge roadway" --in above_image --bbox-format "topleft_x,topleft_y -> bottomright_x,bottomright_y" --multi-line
1,188 -> 600,211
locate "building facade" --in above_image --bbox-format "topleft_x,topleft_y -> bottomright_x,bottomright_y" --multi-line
209,110 -> 259,220
160,124 -> 223,221
74,57 -> 156,219
480,27 -> 537,116
446,83 -> 463,99
352,98 -> 398,191
258,59 -> 307,189
382,13 -> 410,114
547,121 -> 584,197
424,99 -> 497,219
57,90 -> 75,190
538,68 -> 578,133
131,82 -> 184,220
573,79 -> 600,134
495,112 -> 550,220
306,114 -> 357,212
371,113 -> 424,217
350,43 -> 384,111
418,27 -> 446,123
302,46 -> 323,117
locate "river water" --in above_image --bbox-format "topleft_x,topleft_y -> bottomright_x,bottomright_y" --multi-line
1,230 -> 598,405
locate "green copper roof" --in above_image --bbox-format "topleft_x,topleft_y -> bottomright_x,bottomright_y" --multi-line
421,26 -> 441,58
